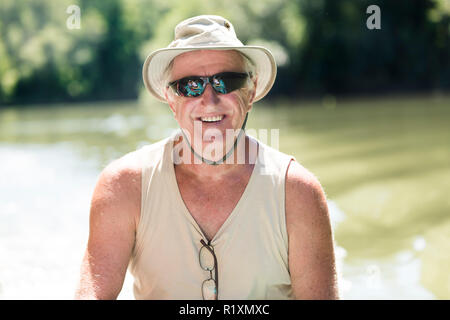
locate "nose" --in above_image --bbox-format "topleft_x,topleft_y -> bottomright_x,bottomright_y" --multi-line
200,82 -> 220,105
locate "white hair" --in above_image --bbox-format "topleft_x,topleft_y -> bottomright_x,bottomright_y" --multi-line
163,50 -> 256,83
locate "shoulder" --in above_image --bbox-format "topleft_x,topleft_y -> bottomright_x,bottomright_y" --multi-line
91,149 -> 145,225
91,137 -> 170,220
97,149 -> 143,197
285,160 -> 329,231
285,159 -> 327,203
94,138 -> 167,200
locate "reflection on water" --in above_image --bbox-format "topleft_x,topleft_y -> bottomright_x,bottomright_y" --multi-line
329,200 -> 434,299
0,144 -> 135,299
0,144 -> 95,299
0,95 -> 448,299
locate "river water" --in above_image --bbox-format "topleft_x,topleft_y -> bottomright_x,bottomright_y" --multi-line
0,95 -> 448,299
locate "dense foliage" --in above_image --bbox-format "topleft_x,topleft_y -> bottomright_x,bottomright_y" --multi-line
0,0 -> 448,105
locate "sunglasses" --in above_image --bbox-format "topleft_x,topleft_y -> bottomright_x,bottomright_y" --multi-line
168,72 -> 251,98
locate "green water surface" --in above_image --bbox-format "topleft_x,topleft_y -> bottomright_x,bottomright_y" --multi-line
1,94 -> 449,299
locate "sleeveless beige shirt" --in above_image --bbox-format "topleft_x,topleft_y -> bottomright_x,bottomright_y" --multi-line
129,130 -> 295,299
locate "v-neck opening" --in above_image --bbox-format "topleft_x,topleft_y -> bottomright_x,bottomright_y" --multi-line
165,130 -> 260,245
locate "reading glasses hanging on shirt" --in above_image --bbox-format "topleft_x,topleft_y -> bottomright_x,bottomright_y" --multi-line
199,239 -> 219,300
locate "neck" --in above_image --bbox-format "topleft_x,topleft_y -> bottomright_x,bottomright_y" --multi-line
173,135 -> 258,181
181,113 -> 249,166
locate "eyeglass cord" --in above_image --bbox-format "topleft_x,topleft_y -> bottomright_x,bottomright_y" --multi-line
179,112 -> 248,166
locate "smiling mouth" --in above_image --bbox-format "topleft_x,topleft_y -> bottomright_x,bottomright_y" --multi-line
197,115 -> 225,123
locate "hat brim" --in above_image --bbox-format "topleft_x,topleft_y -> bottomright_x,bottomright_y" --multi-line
142,46 -> 277,103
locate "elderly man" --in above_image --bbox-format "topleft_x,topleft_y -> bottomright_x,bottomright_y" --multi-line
75,15 -> 338,300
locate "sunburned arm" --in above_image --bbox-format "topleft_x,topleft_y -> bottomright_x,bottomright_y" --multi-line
285,160 -> 339,299
75,156 -> 141,300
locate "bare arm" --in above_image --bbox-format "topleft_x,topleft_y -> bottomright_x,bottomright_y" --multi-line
75,157 -> 140,299
285,160 -> 339,299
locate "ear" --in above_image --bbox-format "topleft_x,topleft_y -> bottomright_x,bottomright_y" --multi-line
247,76 -> 258,112
164,88 -> 177,116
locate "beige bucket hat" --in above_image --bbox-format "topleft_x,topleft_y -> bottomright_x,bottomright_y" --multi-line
142,15 -> 277,103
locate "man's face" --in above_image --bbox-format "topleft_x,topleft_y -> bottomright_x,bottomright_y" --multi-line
165,50 -> 256,155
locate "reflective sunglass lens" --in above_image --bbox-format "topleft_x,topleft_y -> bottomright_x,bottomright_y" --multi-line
180,78 -> 204,97
212,78 -> 227,94
199,245 -> 215,271
216,74 -> 247,93
202,278 -> 217,300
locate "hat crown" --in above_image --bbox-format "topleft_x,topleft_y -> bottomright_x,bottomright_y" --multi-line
169,15 -> 243,48
143,15 -> 277,103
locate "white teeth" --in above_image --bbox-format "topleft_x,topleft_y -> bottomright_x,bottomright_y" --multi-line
201,115 -> 224,122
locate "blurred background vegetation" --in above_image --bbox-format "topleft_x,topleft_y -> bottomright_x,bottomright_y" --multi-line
0,0 -> 450,300
0,0 -> 448,105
